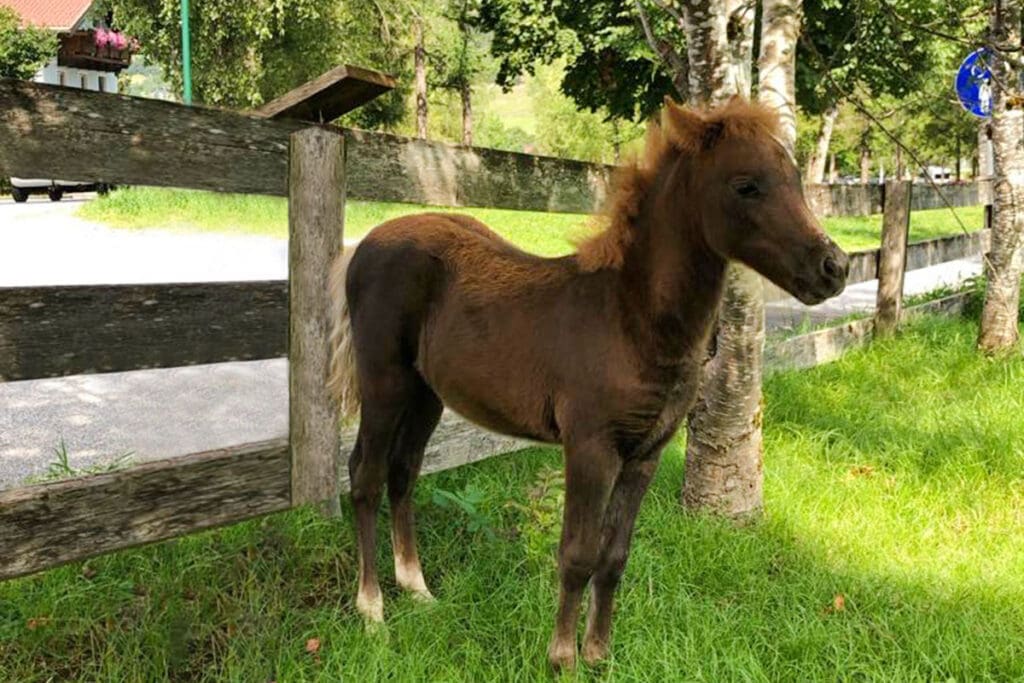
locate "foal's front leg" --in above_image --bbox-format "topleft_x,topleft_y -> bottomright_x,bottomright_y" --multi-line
582,454 -> 660,664
548,437 -> 620,671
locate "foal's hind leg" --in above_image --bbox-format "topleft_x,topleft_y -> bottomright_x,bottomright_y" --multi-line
349,366 -> 421,623
349,366 -> 440,623
349,421 -> 391,624
388,383 -> 443,600
582,454 -> 660,664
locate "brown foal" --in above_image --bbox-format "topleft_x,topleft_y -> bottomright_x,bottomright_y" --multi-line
327,97 -> 849,669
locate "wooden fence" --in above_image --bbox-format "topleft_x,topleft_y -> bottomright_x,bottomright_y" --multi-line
0,80 -> 989,580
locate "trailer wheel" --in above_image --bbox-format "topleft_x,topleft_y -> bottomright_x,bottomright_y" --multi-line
48,187 -> 64,202
12,187 -> 28,203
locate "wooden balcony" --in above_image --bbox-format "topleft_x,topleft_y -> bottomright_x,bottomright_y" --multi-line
57,31 -> 133,73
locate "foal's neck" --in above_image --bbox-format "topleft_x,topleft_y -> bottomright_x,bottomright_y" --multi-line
620,157 -> 726,364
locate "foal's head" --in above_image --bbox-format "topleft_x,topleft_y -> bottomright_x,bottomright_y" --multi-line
658,98 -> 848,304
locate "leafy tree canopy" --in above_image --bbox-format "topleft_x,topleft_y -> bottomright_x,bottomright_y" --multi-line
797,0 -> 977,114
478,0 -> 676,120
102,0 -> 411,128
0,7 -> 57,80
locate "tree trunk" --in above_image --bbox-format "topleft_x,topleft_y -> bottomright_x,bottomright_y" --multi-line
828,152 -> 838,183
680,0 -> 764,518
859,128 -> 871,184
460,82 -> 472,146
415,20 -> 428,140
680,0 -> 734,106
955,136 -> 962,182
805,104 -> 837,184
979,0 -> 1024,352
612,118 -> 622,163
756,0 -> 800,146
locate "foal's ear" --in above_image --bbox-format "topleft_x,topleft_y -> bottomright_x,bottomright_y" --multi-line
662,96 -> 718,152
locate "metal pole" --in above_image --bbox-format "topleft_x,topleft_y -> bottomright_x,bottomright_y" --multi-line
181,0 -> 192,105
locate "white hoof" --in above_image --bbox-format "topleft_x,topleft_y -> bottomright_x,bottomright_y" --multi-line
356,590 -> 384,625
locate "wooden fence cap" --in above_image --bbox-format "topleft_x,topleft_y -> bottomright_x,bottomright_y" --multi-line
255,64 -> 396,123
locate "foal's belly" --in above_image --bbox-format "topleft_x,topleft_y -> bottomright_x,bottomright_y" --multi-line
419,346 -> 559,443
437,388 -> 558,444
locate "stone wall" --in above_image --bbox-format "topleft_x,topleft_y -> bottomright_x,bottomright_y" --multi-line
805,182 -> 981,217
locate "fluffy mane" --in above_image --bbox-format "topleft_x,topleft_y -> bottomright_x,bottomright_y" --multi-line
576,97 -> 783,271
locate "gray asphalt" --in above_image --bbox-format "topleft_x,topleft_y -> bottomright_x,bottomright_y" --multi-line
0,196 -> 983,489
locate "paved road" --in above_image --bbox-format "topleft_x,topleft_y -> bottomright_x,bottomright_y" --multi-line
0,197 -> 286,286
0,197 -> 983,489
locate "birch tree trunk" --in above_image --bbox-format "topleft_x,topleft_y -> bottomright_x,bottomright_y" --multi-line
979,0 -> 1024,352
859,144 -> 871,184
680,0 -> 764,518
805,104 -> 838,184
461,82 -> 473,146
415,20 -> 428,140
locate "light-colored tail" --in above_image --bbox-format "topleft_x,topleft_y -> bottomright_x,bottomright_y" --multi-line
327,246 -> 361,421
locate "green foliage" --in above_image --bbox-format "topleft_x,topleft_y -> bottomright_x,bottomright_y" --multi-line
102,0 -> 408,128
430,0 -> 492,92
528,62 -> 644,163
479,0 -> 676,121
0,6 -> 56,80
503,465 -> 564,568
102,0 -> 344,107
473,111 -> 532,152
798,0 -> 975,114
29,440 -> 134,484
430,485 -> 498,540
103,0 -> 343,107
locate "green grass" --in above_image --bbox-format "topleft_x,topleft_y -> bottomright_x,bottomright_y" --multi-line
77,187 -> 986,255
78,187 -> 587,256
824,205 -> 985,250
2,313 -> 1022,681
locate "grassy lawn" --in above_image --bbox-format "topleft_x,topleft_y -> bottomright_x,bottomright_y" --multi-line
2,313 -> 1022,681
77,187 -> 986,255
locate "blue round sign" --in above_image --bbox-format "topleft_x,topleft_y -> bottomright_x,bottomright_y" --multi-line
955,48 -> 993,118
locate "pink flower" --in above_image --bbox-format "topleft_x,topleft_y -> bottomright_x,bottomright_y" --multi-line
94,28 -> 110,47
111,31 -> 127,50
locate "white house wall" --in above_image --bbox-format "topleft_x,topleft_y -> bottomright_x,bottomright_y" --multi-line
35,59 -> 118,93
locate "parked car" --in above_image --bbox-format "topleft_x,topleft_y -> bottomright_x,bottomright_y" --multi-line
10,178 -> 112,202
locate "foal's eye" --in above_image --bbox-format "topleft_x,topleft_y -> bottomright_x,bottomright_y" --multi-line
733,180 -> 760,198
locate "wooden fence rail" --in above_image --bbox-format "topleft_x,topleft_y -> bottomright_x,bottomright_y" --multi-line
0,80 -> 610,214
0,414 -> 525,581
0,282 -> 288,381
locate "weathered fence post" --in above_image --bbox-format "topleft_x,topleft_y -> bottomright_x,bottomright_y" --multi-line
289,126 -> 346,515
875,179 -> 912,336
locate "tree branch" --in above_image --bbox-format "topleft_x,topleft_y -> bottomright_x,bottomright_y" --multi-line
634,0 -> 689,101
648,0 -> 686,26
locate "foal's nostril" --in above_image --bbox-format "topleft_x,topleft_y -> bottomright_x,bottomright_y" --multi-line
822,255 -> 843,280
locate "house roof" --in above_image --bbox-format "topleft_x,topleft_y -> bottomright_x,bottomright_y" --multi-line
1,0 -> 93,30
